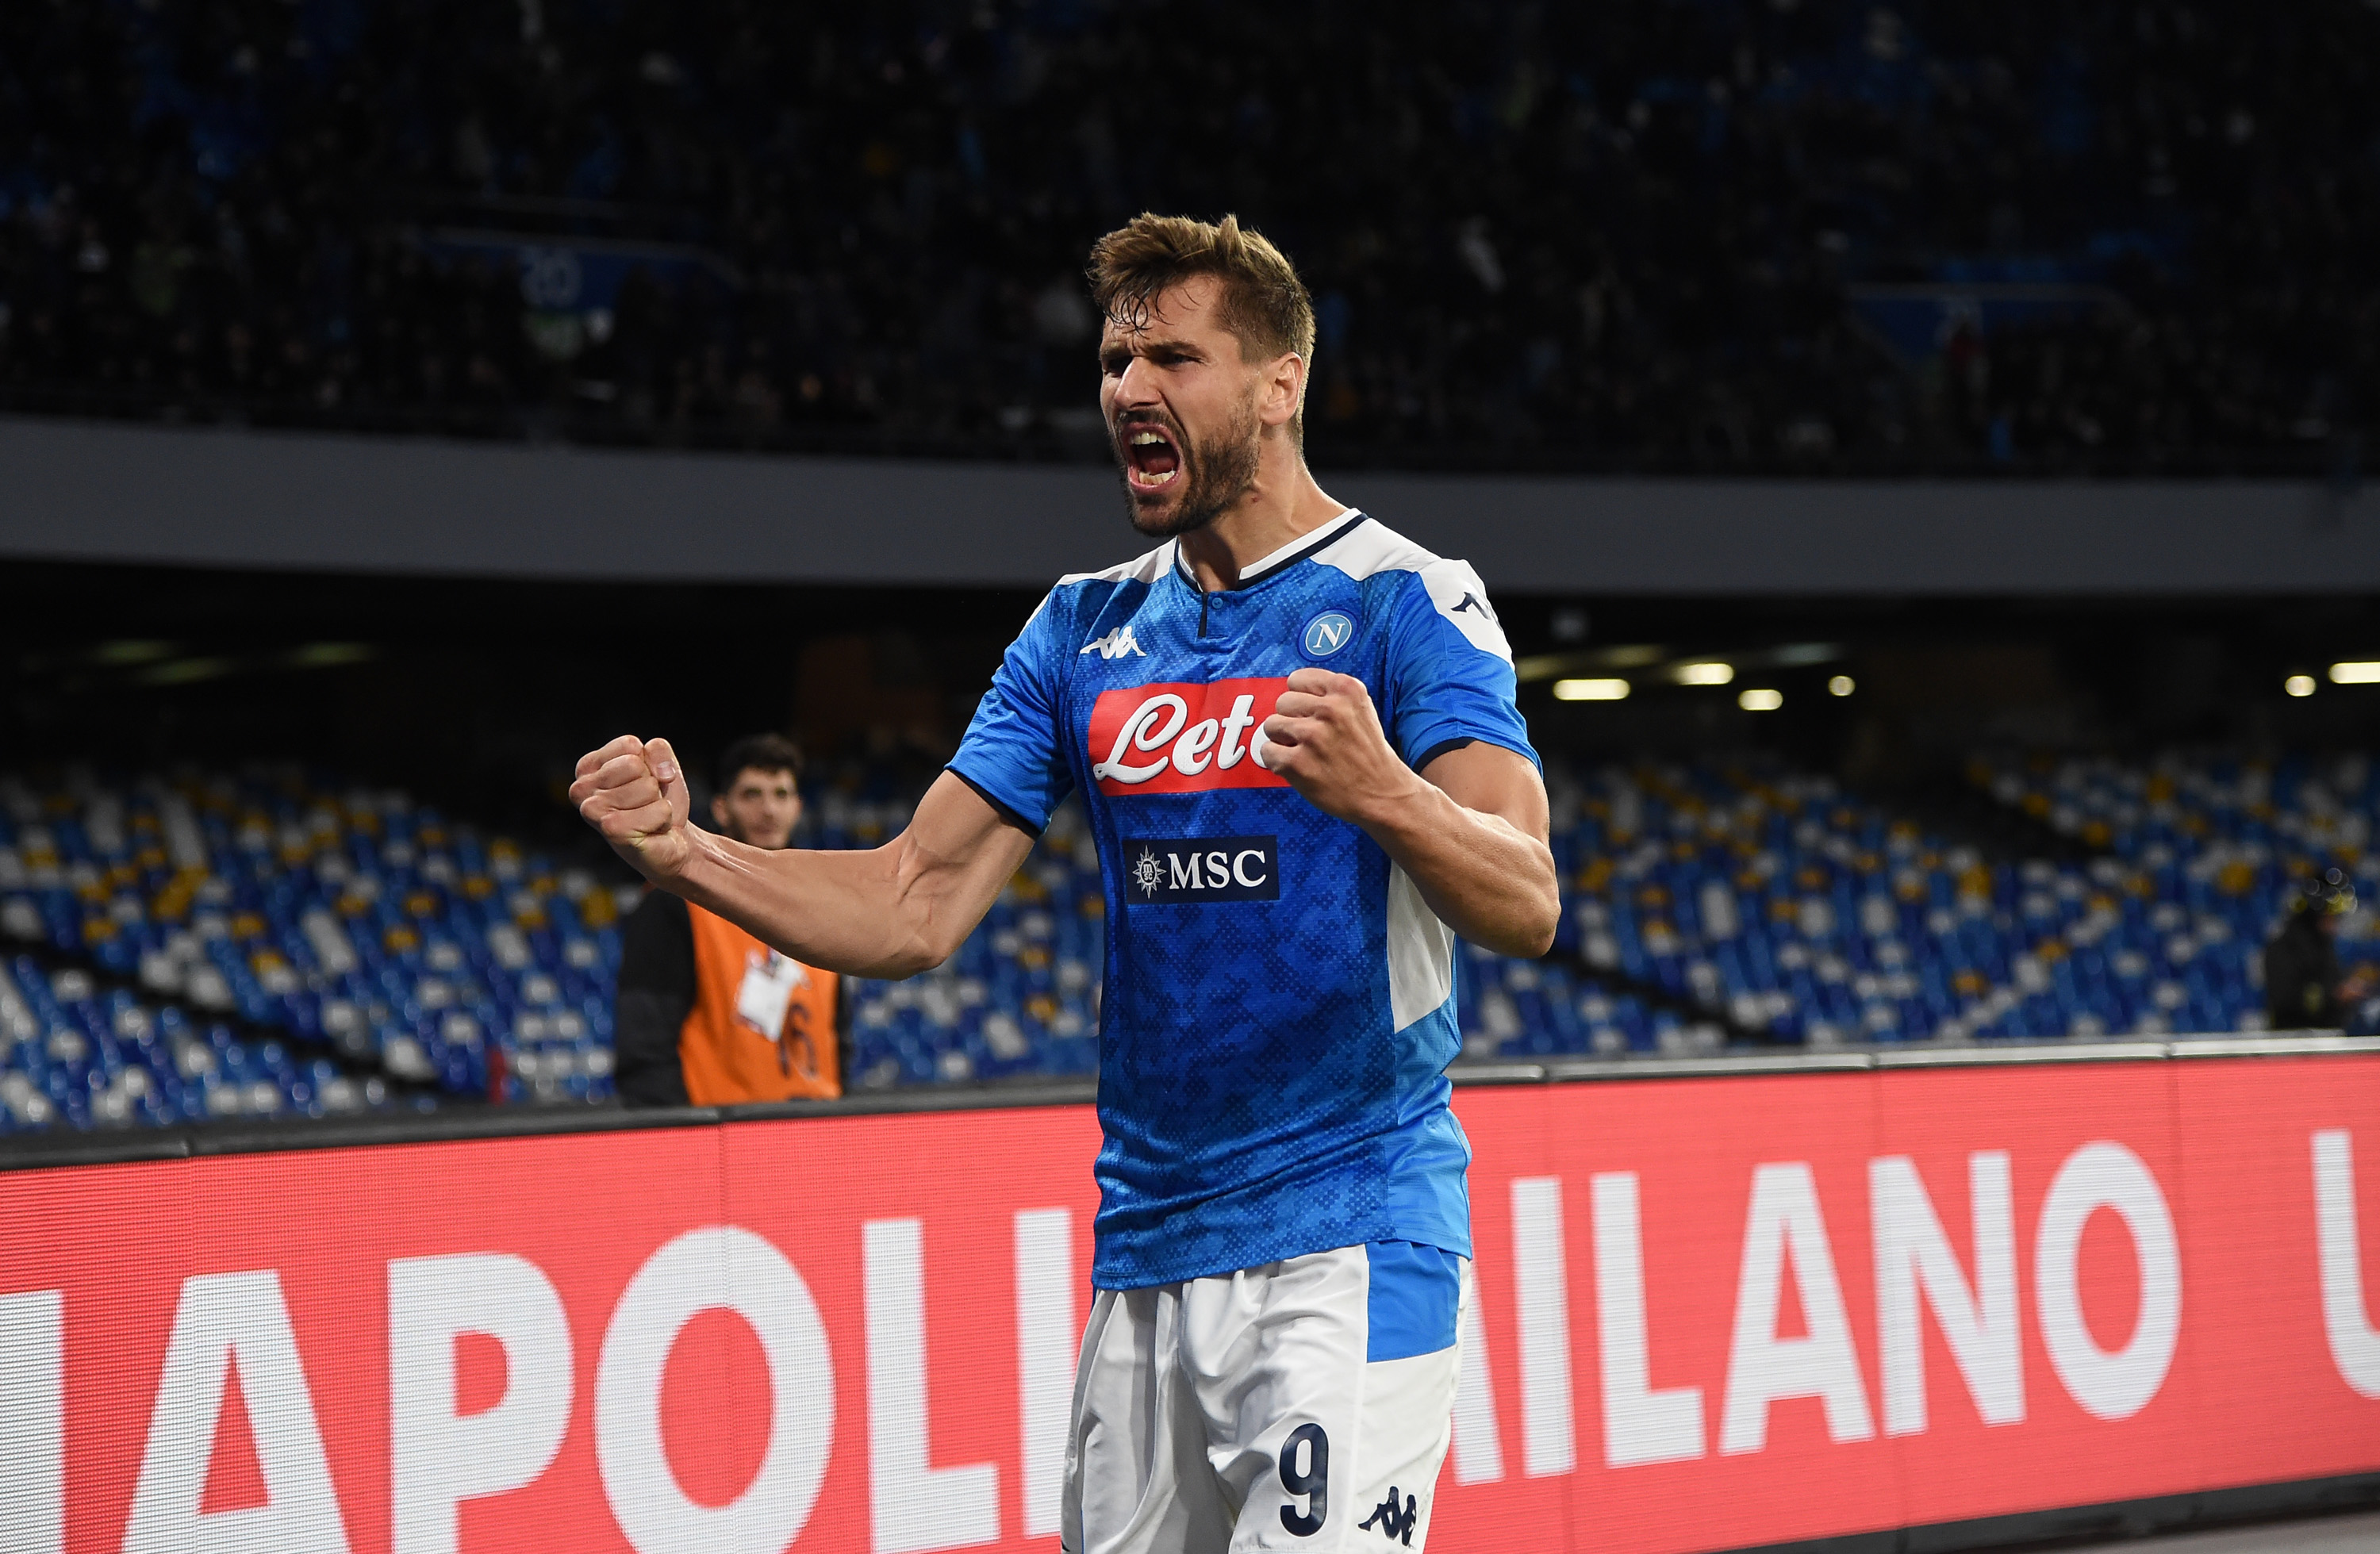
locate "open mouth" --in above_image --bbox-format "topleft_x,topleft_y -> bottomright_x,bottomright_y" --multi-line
1122,424 -> 1181,490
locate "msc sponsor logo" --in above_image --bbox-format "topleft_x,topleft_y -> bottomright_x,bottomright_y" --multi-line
1300,610 -> 1356,659
1086,677 -> 1292,796
1122,835 -> 1279,904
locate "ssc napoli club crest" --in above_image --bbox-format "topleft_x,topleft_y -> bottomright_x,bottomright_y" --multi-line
1299,610 -> 1356,660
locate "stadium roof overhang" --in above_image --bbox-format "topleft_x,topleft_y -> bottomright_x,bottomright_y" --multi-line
4,416 -> 2377,597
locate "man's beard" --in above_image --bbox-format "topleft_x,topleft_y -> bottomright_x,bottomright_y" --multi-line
1115,397 -> 1262,539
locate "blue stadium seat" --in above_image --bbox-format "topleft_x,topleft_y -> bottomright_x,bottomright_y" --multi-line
4,748 -> 2374,1129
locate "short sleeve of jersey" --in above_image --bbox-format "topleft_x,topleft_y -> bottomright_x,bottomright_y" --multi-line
1385,560 -> 1541,773
947,591 -> 1075,831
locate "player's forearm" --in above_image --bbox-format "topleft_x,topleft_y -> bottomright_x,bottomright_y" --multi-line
666,830 -> 954,979
1357,780 -> 1560,957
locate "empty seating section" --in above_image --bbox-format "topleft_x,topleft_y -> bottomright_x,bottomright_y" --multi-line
4,750 -> 2371,1133
1549,762 -> 2206,1047
843,800 -> 1103,1090
0,771 -> 623,1133
1540,756 -> 2378,1053
0,957 -> 382,1130
1969,750 -> 2380,1017
1971,752 -> 2377,875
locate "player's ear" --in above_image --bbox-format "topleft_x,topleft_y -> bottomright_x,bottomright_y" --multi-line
710,794 -> 731,829
1260,351 -> 1303,430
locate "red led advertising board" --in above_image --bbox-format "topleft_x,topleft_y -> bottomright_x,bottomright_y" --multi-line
1,1054 -> 2376,1553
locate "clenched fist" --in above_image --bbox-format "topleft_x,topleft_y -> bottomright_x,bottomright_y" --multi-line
1259,667 -> 1423,823
570,735 -> 699,881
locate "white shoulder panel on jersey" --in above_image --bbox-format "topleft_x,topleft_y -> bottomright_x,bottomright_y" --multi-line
1311,516 -> 1440,581
1417,558 -> 1514,663
1058,539 -> 1175,589
1312,517 -> 1513,662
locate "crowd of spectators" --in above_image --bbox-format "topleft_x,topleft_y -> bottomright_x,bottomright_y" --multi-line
1,0 -> 2373,474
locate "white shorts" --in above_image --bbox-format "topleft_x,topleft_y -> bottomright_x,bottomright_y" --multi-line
1061,1241 -> 1468,1554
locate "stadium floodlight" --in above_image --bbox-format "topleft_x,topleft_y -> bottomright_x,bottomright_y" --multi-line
1828,675 -> 1856,696
2328,662 -> 2380,684
1738,688 -> 1783,712
1552,677 -> 1630,701
1674,662 -> 1735,685
2286,674 -> 2318,697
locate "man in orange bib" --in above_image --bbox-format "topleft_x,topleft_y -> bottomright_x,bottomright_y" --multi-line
613,735 -> 845,1106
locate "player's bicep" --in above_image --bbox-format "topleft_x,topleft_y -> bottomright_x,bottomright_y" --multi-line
904,769 -> 1040,881
892,770 -> 1040,962
1419,740 -> 1549,845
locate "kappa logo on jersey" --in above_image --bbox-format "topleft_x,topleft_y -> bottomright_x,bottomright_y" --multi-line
1086,677 -> 1292,796
1121,835 -> 1279,904
1357,1487 -> 1418,1545
1451,591 -> 1494,620
1079,624 -> 1148,659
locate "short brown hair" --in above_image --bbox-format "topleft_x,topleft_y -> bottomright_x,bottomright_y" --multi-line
1087,213 -> 1317,439
716,733 -> 803,793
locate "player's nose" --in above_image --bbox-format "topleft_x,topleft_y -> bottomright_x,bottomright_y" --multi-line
1111,351 -> 1164,408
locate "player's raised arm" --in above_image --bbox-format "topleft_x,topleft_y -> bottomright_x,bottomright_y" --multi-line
1258,670 -> 1560,957
570,735 -> 1035,978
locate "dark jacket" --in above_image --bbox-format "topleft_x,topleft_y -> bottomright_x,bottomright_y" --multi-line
2263,914 -> 2340,1030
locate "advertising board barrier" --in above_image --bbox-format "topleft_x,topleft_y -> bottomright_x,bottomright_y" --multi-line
2,1045 -> 2378,1553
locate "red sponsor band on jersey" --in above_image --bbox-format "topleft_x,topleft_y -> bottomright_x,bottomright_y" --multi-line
1087,677 -> 1292,796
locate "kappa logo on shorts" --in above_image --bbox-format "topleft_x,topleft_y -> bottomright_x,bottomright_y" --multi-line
1357,1487 -> 1418,1546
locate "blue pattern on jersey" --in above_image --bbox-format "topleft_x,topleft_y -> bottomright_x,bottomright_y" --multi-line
948,512 -> 1538,1289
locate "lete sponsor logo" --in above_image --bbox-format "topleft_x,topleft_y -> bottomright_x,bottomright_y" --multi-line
1087,678 -> 1291,796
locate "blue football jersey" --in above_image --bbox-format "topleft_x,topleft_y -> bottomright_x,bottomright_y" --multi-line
948,510 -> 1537,1289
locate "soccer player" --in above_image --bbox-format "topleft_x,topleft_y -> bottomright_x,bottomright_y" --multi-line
570,213 -> 1559,1553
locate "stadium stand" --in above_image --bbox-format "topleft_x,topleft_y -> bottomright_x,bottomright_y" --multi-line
1,2 -> 2371,474
0,768 -> 617,1130
10,743 -> 2371,1134
0,955 -> 390,1131
1544,755 -> 2378,1051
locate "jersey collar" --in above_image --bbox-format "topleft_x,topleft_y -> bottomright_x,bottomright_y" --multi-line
1170,508 -> 1369,596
